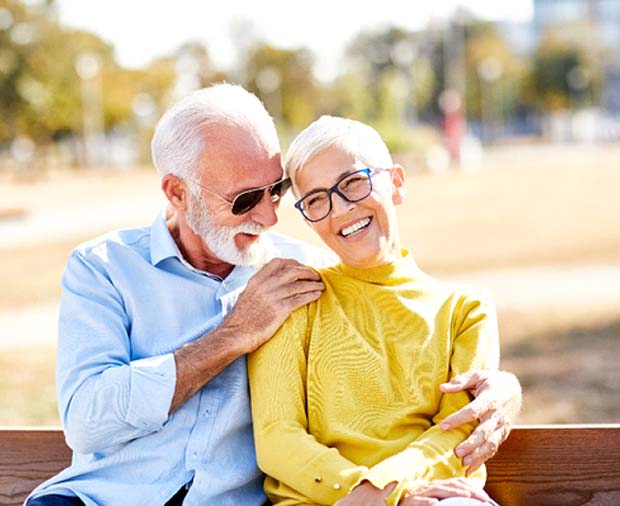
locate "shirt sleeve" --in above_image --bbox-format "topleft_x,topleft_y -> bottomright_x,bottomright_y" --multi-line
248,305 -> 369,505
57,250 -> 177,454
359,288 -> 500,504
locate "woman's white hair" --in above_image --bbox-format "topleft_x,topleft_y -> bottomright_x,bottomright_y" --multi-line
151,83 -> 279,180
284,115 -> 393,192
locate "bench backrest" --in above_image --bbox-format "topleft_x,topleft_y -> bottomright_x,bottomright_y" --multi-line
485,425 -> 620,506
1,425 -> 619,506
0,428 -> 71,506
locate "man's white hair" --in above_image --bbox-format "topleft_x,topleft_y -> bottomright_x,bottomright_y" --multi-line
284,115 -> 393,193
151,83 -> 280,180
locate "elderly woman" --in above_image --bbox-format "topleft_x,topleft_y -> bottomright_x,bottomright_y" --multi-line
248,116 -> 500,506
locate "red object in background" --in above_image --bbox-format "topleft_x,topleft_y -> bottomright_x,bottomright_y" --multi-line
440,90 -> 466,165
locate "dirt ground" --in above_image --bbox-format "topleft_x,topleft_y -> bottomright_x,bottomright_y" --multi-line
0,143 -> 619,425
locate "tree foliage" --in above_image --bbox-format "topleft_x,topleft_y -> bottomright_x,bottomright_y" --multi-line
0,0 -> 610,159
242,43 -> 318,130
527,26 -> 600,111
343,26 -> 435,123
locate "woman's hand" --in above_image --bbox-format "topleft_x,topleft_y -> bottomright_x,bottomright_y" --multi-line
334,480 -> 397,506
398,478 -> 491,506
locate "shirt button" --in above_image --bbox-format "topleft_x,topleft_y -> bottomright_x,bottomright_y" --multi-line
333,483 -> 341,490
314,477 -> 322,483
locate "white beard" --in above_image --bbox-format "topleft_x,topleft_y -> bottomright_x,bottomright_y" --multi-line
186,188 -> 270,266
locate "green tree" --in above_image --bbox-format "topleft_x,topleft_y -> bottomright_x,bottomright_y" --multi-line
0,0 -> 114,143
526,26 -> 601,112
462,20 -> 528,136
243,43 -> 318,131
344,26 -> 435,124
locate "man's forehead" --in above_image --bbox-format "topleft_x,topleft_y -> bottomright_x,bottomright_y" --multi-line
201,122 -> 279,155
197,124 -> 283,193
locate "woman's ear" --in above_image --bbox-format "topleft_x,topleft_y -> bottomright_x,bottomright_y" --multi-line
390,164 -> 405,206
162,174 -> 190,212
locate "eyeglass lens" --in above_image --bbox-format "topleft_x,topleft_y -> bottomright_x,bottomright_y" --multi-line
298,169 -> 373,222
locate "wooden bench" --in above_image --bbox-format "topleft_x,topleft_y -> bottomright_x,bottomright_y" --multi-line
1,425 -> 619,506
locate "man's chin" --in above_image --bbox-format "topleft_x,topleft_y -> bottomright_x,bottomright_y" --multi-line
215,239 -> 269,267
237,242 -> 271,267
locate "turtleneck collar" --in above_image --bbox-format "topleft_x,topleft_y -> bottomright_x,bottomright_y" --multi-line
335,249 -> 427,286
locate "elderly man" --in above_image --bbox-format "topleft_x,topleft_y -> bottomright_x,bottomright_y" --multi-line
27,84 -> 520,506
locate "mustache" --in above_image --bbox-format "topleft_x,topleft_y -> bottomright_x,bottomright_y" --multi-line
228,221 -> 267,235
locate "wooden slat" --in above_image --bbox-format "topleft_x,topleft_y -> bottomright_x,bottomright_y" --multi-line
485,425 -> 620,506
1,426 -> 620,505
0,428 -> 71,506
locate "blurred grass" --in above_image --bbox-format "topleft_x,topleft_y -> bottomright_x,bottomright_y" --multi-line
274,162 -> 620,273
0,238 -> 76,310
1,145 -> 619,425
0,346 -> 59,425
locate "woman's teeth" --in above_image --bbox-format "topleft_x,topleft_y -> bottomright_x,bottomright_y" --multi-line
340,218 -> 371,237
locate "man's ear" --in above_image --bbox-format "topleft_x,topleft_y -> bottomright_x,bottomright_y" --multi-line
390,164 -> 405,206
162,174 -> 189,212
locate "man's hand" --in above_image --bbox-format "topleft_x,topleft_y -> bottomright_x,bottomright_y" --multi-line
440,370 -> 522,475
170,258 -> 323,414
223,258 -> 324,353
334,480 -> 396,506
398,478 -> 491,506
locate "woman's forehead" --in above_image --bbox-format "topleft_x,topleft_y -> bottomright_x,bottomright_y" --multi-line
296,147 -> 361,182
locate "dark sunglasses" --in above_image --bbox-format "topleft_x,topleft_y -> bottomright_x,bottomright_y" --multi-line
190,177 -> 292,215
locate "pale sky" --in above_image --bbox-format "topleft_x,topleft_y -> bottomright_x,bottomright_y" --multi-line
55,0 -> 533,80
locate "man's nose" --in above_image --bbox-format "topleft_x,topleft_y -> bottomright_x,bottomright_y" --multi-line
249,190 -> 278,227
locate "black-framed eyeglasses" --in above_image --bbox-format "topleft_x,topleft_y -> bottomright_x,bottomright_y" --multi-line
294,167 -> 390,222
189,177 -> 292,215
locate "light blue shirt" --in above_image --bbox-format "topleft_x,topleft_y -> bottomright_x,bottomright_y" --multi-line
29,213 -> 334,506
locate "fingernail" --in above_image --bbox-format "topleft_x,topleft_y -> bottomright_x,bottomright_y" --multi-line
455,448 -> 465,457
463,456 -> 472,465
440,422 -> 450,430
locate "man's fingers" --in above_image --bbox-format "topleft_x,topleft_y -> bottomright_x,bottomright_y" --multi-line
246,262 -> 325,303
440,370 -> 480,393
463,434 -> 502,474
284,291 -> 324,312
283,280 -> 325,298
454,416 -> 496,457
440,395 -> 491,430
225,260 -> 325,352
254,259 -> 322,284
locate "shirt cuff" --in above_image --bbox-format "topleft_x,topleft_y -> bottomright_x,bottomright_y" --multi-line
125,353 -> 176,430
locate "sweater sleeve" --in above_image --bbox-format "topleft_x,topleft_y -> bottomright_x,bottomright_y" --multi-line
248,305 -> 368,505
359,288 -> 500,504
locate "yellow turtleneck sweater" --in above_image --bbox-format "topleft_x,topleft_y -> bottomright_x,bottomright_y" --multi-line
248,250 -> 499,506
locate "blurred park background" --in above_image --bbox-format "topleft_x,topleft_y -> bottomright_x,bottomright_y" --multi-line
0,0 -> 619,426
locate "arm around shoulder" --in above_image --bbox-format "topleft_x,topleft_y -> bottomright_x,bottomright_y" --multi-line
356,288 -> 500,502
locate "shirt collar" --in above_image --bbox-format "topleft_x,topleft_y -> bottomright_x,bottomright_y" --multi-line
149,210 -> 262,285
150,210 -> 181,267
